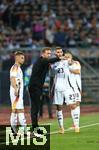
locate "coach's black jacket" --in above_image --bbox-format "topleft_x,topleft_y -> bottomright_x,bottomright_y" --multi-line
28,56 -> 60,92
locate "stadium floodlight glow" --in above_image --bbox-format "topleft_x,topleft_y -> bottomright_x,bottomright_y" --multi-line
6,126 -> 47,146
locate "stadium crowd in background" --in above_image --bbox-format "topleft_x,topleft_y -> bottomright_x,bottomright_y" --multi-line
0,0 -> 99,51
0,0 -> 99,71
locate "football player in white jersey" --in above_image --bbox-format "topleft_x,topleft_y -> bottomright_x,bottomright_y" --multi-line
64,52 -> 81,133
10,51 -> 27,135
51,47 -> 66,134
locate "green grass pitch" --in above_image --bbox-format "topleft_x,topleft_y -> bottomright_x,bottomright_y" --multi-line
49,113 -> 99,150
0,113 -> 99,150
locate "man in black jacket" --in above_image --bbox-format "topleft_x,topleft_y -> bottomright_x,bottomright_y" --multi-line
28,47 -> 61,132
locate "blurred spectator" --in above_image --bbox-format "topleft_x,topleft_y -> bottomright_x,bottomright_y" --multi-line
45,25 -> 54,46
14,0 -> 32,5
66,29 -> 77,47
33,20 -> 45,41
93,29 -> 99,46
54,26 -> 66,47
0,0 -> 8,15
24,64 -> 33,87
41,0 -> 49,13
17,14 -> 32,31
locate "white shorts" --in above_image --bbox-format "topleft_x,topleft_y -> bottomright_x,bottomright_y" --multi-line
64,88 -> 81,105
10,89 -> 24,110
53,90 -> 65,105
74,90 -> 81,102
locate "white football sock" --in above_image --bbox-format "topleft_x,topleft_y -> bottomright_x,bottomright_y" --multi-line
71,106 -> 80,128
18,113 -> 27,133
56,110 -> 64,128
18,113 -> 26,126
10,112 -> 17,133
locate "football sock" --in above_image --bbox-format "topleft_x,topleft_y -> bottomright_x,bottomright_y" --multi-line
71,106 -> 80,128
56,110 -> 64,128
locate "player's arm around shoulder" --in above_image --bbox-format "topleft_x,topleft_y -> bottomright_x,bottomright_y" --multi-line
69,61 -> 81,74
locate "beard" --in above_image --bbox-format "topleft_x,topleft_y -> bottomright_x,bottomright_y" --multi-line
19,62 -> 24,65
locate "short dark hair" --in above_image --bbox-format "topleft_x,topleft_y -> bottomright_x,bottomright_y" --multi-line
55,47 -> 62,51
42,47 -> 51,53
14,51 -> 24,56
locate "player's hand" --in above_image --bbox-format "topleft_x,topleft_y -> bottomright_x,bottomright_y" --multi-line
14,89 -> 18,96
59,56 -> 65,60
69,69 -> 74,73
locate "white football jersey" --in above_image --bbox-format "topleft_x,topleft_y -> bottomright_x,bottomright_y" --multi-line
51,60 -> 68,91
68,61 -> 81,91
10,64 -> 23,98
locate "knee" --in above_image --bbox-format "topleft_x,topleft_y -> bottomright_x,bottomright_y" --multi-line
16,109 -> 24,113
69,104 -> 77,110
12,109 -> 17,113
56,105 -> 62,111
69,102 -> 80,110
76,101 -> 80,106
